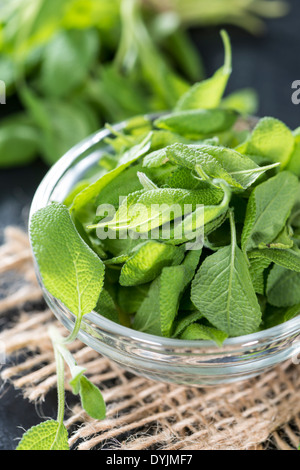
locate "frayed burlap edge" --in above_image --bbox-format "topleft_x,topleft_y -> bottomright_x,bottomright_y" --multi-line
0,226 -> 300,450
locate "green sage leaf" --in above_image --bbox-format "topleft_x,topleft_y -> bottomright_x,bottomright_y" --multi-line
16,420 -> 69,451
241,172 -> 299,253
191,212 -> 261,336
30,203 -> 105,319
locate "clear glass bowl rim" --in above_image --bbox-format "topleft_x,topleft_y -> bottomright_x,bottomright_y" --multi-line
28,116 -> 300,353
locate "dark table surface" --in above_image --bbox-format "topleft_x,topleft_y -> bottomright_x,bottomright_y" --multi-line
1,0 -> 300,450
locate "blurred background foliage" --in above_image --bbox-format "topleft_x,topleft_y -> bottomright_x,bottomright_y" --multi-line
0,0 -> 289,167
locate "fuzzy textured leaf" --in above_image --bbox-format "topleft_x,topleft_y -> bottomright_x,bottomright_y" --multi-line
267,265 -> 300,307
191,217 -> 261,336
154,109 -> 238,139
30,203 -> 105,319
241,172 -> 299,253
120,241 -> 185,286
16,420 -> 69,451
241,117 -> 295,168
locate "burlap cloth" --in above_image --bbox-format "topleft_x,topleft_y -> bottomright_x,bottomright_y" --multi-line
1,226 -> 300,450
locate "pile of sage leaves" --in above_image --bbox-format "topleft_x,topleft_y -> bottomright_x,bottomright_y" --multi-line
54,30 -> 300,343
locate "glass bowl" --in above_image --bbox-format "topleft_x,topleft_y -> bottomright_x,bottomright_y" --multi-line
29,116 -> 300,387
